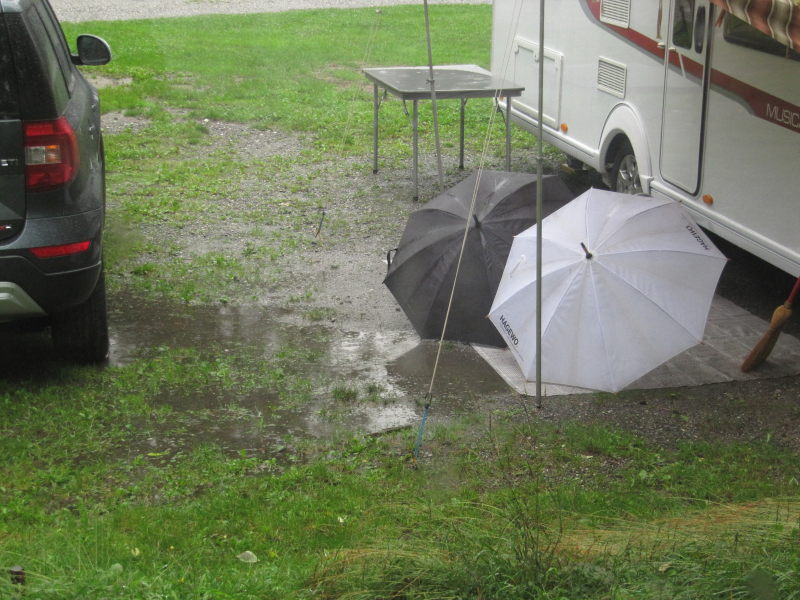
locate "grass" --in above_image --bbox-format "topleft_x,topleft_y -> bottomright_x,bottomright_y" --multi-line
0,6 -> 797,599
2,394 -> 799,598
72,7 -> 492,141
65,5 -> 502,162
64,5 -> 542,302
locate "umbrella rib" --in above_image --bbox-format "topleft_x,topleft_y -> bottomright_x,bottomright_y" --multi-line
421,206 -> 474,219
588,264 -> 624,392
593,260 -> 707,341
537,263 -> 584,340
590,196 -> 673,249
601,247 -> 722,259
534,262 -> 620,391
389,226 -> 470,270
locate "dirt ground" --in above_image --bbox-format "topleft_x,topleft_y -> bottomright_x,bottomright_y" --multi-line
103,108 -> 800,454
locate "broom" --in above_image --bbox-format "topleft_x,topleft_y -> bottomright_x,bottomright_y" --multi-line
741,275 -> 800,372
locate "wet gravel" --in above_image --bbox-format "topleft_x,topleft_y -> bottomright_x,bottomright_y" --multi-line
49,0 -> 489,23
99,109 -> 800,453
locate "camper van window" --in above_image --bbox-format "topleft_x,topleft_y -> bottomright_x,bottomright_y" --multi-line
673,0 -> 695,49
723,15 -> 800,61
693,6 -> 706,53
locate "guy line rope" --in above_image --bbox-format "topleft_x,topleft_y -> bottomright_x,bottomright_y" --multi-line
413,0 -> 533,461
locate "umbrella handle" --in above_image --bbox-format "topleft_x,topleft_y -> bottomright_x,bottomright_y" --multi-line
386,248 -> 397,274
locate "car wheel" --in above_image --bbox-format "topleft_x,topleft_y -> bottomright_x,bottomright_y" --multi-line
610,141 -> 643,195
51,270 -> 109,364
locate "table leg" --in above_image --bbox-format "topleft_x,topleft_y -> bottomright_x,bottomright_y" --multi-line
459,98 -> 466,170
412,99 -> 419,201
504,96 -> 512,172
372,84 -> 379,174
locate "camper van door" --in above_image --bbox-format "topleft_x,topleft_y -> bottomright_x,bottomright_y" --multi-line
660,0 -> 711,194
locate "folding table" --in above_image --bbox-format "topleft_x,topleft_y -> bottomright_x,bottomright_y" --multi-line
363,64 -> 524,200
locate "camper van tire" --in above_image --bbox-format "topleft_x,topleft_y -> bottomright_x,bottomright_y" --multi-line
609,140 -> 642,195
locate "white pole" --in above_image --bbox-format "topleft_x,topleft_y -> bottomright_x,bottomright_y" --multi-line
535,0 -> 545,404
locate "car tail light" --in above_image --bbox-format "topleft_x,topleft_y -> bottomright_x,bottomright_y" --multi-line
24,117 -> 79,192
30,240 -> 91,259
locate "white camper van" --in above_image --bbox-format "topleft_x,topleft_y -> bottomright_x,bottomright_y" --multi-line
491,0 -> 799,276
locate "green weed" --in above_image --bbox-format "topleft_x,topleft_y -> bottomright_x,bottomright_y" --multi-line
306,307 -> 336,322
331,385 -> 359,403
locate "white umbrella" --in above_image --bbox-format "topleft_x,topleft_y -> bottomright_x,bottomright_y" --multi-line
488,188 -> 727,393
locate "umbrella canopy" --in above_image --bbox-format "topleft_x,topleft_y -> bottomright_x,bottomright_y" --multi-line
488,188 -> 727,392
384,170 -> 574,347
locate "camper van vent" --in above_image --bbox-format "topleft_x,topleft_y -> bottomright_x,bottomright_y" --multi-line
597,58 -> 627,98
600,0 -> 631,28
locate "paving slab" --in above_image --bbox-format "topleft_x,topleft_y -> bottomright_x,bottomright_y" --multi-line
474,296 -> 800,396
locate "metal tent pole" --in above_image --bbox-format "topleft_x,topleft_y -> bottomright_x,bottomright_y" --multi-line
423,0 -> 445,192
535,0 -> 545,404
412,0 -> 447,461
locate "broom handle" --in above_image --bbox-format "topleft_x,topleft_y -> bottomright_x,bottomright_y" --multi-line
787,275 -> 800,306
740,274 -> 800,373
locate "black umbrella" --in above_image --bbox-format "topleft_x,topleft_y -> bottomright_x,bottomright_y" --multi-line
384,170 -> 573,347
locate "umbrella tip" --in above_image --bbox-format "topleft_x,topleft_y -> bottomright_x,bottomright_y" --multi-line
580,242 -> 593,259
472,214 -> 480,229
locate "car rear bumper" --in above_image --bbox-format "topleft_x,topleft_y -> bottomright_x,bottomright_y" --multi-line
0,256 -> 101,315
0,282 -> 47,320
0,208 -> 103,317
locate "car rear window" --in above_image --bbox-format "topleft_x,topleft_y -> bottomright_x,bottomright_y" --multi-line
0,19 -> 20,118
34,0 -> 74,89
6,5 -> 69,119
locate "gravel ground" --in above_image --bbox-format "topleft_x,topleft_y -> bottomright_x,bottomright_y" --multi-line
50,0 -> 488,22
97,109 -> 800,452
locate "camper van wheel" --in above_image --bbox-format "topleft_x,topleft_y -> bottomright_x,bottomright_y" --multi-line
610,141 -> 643,195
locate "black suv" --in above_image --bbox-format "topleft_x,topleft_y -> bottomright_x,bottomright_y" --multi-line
0,0 -> 111,362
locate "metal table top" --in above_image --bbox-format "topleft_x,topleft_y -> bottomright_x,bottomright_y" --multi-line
362,64 -> 524,101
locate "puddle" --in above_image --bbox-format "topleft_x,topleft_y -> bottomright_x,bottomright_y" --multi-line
109,295 -> 293,365
107,293 -> 510,457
